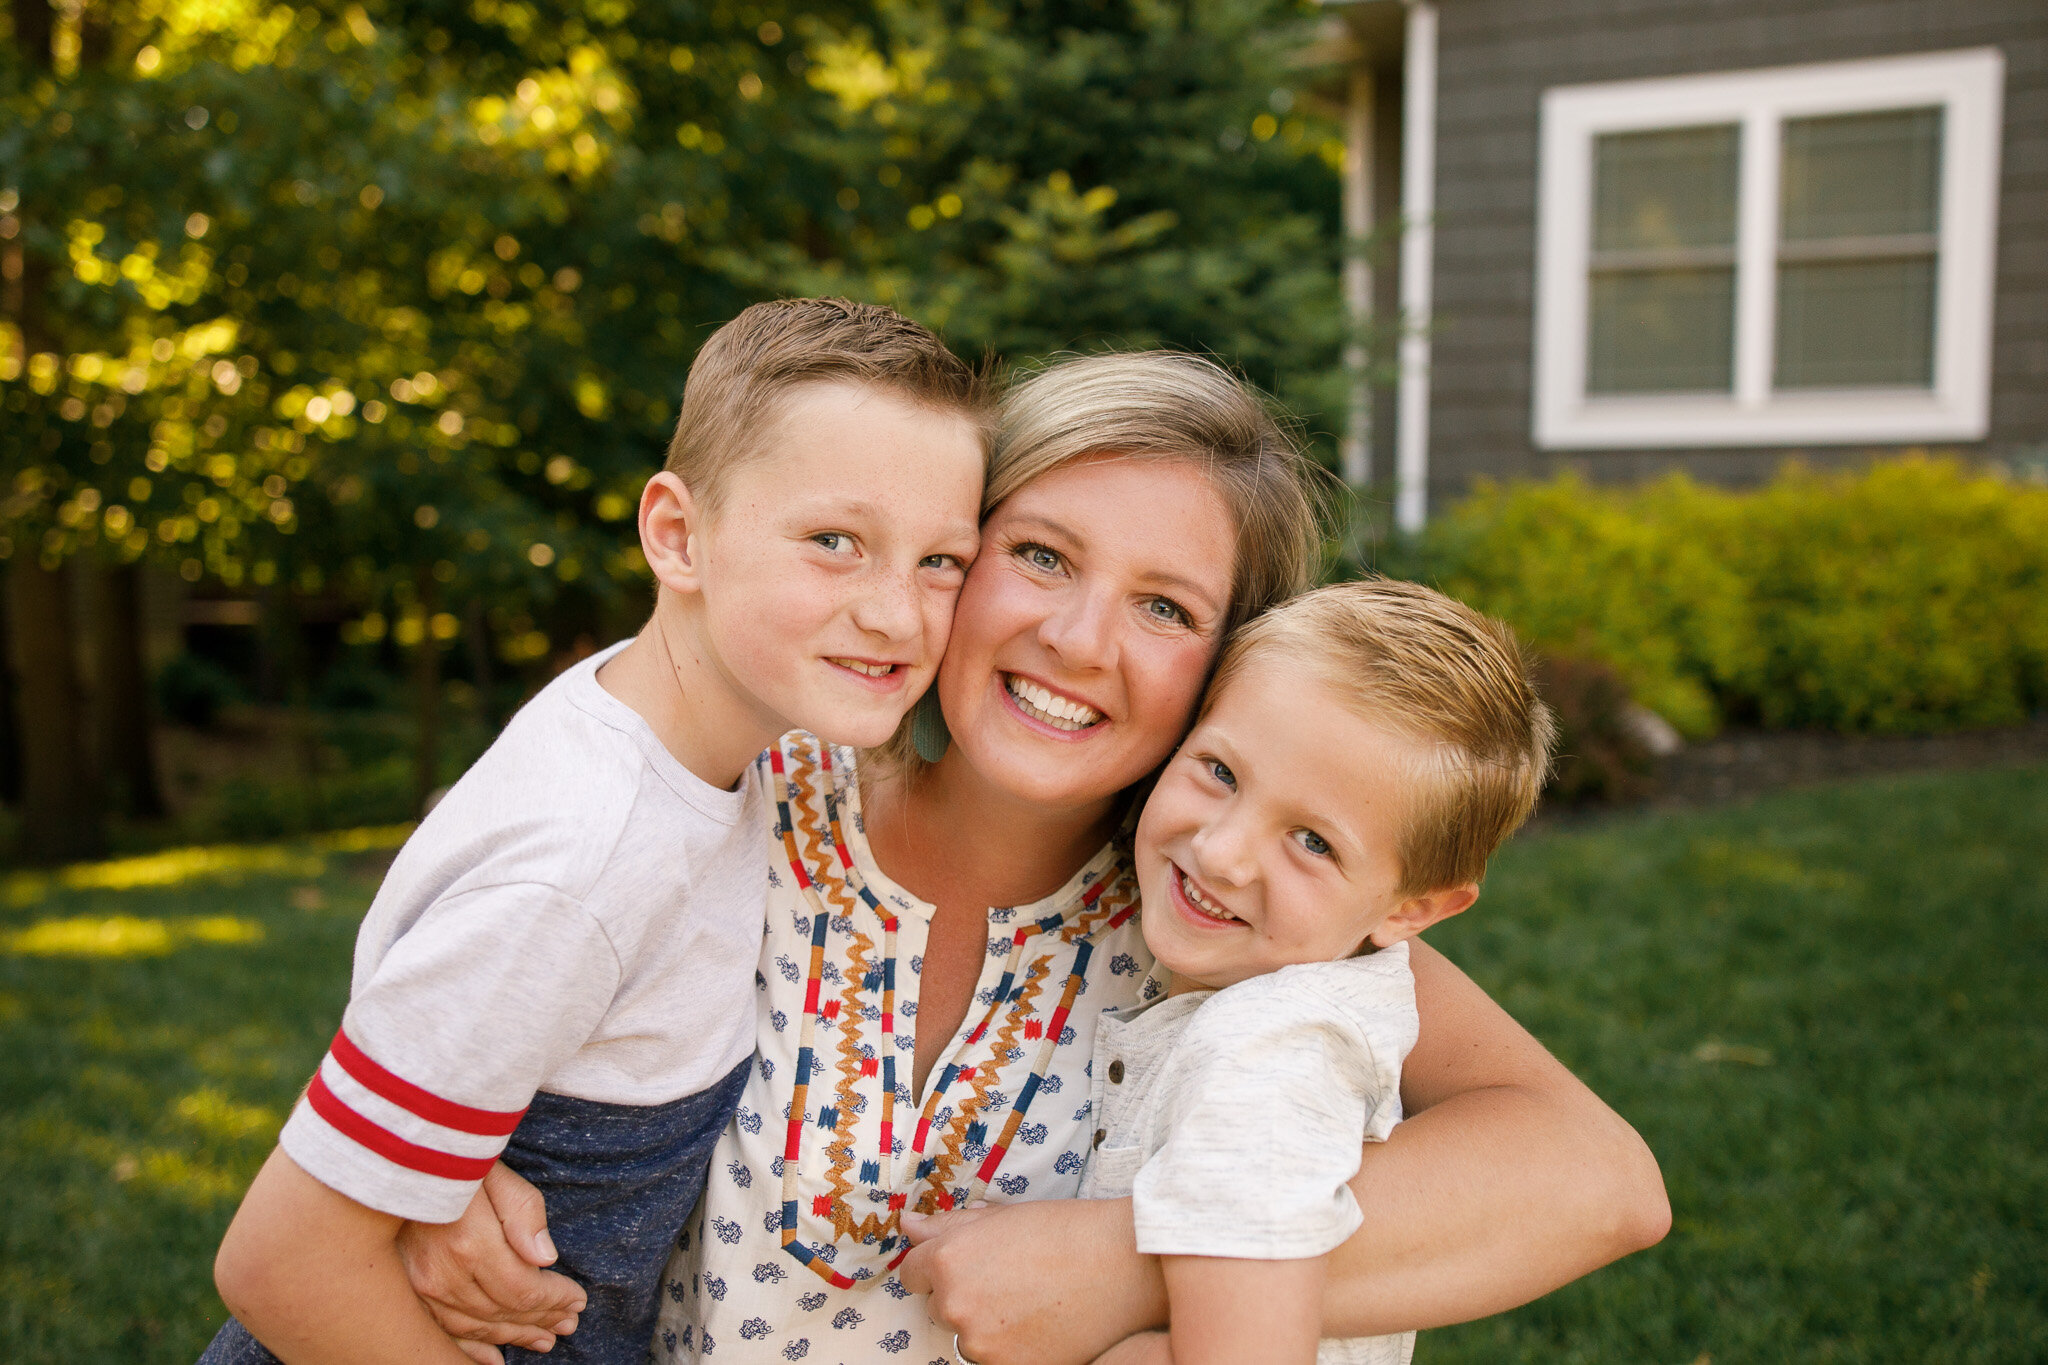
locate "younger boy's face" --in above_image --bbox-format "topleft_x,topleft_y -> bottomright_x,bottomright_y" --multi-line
1134,654 -> 1434,992
691,381 -> 986,749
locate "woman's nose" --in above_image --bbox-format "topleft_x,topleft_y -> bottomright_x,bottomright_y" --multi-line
1038,588 -> 1118,670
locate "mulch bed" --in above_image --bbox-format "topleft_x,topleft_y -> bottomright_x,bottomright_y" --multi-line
1645,714 -> 2048,809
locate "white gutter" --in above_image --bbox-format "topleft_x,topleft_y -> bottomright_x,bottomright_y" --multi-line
1394,1 -> 1436,533
1340,61 -> 1377,487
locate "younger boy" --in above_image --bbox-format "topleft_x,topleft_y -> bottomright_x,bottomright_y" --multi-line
202,299 -> 992,1364
1080,578 -> 1555,1365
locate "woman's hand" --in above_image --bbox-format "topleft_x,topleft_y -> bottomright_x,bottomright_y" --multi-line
395,1162 -> 588,1361
899,1201 -> 1163,1365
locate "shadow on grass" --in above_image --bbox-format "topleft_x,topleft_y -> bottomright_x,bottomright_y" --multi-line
4,770 -> 2045,1362
0,829 -> 404,1360
1424,765 -> 2048,1364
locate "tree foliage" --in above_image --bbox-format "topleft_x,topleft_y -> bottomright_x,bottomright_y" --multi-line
1,0 -> 1345,843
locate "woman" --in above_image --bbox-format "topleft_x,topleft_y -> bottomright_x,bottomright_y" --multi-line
407,351 -> 1668,1363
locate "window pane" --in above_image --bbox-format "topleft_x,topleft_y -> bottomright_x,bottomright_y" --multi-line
1588,268 -> 1736,393
1593,125 -> 1740,251
1775,258 -> 1936,387
1781,108 -> 1942,241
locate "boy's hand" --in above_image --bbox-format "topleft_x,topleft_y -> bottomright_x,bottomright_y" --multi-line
399,1162 -> 587,1355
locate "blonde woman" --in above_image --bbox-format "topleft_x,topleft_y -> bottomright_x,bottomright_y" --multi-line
402,352 -> 1668,1364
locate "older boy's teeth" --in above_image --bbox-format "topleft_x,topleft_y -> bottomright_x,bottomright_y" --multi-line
1178,868 -> 1239,921
1004,676 -> 1103,731
831,659 -> 893,678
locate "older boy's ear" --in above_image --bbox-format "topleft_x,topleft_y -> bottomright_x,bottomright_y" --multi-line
640,471 -> 704,594
1366,882 -> 1480,950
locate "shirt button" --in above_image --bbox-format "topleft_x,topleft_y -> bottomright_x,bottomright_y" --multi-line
1107,1060 -> 1125,1084
1093,1127 -> 1106,1149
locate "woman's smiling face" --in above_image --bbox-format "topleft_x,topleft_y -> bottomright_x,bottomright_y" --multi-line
934,454 -> 1239,809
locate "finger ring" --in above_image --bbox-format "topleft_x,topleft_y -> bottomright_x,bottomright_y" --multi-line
954,1332 -> 980,1364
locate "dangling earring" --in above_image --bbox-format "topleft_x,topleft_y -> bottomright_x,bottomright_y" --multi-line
911,689 -> 951,763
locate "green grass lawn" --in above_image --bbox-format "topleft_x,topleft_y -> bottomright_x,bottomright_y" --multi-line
3,768 -> 2045,1362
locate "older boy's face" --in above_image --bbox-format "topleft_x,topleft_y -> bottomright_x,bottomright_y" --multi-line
1134,654 -> 1427,992
692,381 -> 985,749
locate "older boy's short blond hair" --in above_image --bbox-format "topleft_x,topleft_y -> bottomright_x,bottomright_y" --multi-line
665,298 -> 995,509
1206,578 -> 1556,896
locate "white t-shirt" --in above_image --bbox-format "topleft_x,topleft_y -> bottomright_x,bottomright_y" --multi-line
1079,947 -> 1419,1365
278,641 -> 768,1222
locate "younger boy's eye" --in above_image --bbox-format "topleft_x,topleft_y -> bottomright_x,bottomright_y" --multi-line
1294,829 -> 1332,858
1203,757 -> 1236,790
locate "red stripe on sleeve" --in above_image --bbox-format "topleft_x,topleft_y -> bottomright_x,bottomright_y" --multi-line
305,1071 -> 501,1183
327,1028 -> 527,1137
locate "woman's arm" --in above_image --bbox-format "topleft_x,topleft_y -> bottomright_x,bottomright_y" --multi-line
1321,938 -> 1669,1332
899,939 -> 1668,1363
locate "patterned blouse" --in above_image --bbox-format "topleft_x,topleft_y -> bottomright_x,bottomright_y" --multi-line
654,731 -> 1162,1362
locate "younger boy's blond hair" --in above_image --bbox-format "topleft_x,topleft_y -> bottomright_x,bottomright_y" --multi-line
1206,578 -> 1556,896
666,297 -> 995,509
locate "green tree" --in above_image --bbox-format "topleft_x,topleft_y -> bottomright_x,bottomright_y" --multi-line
3,0 -> 1343,853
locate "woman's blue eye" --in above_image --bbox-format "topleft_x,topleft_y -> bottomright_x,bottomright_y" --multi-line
1146,597 -> 1193,627
1017,543 -> 1062,572
1205,758 -> 1236,790
1295,829 -> 1332,857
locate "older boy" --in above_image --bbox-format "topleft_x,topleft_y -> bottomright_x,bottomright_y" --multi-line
202,300 -> 990,1364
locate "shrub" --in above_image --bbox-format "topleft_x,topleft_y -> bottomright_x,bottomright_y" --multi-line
1532,654 -> 1659,805
1414,457 -> 2048,736
154,653 -> 246,730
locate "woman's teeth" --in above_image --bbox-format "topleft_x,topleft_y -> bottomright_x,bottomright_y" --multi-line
1005,676 -> 1104,731
1177,867 -> 1240,923
831,659 -> 896,678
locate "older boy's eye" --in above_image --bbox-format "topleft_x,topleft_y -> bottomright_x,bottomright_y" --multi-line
812,533 -> 855,554
919,553 -> 964,573
1294,829 -> 1332,858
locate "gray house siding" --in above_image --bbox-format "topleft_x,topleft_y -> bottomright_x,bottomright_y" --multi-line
1425,0 -> 2048,501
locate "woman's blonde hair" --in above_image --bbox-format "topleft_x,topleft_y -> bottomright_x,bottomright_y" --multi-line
871,349 -> 1329,773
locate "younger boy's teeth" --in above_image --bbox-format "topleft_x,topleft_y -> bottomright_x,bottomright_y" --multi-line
1177,867 -> 1239,922
1004,675 -> 1103,731
832,659 -> 894,678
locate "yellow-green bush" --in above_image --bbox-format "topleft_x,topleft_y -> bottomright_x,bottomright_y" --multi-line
1422,457 -> 2048,736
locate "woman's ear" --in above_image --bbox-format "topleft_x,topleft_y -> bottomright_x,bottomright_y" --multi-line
639,471 -> 705,596
1363,881 -> 1480,951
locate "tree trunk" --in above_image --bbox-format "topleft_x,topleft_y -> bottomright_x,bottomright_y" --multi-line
90,561 -> 166,818
412,571 -> 441,817
464,596 -> 498,730
7,559 -> 102,862
0,587 -> 20,805
12,0 -> 53,64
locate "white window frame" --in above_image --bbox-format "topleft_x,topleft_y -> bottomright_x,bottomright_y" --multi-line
1532,48 -> 2004,450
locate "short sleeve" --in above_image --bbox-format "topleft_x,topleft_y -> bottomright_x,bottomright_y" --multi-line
278,883 -> 620,1221
1130,962 -> 1413,1260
